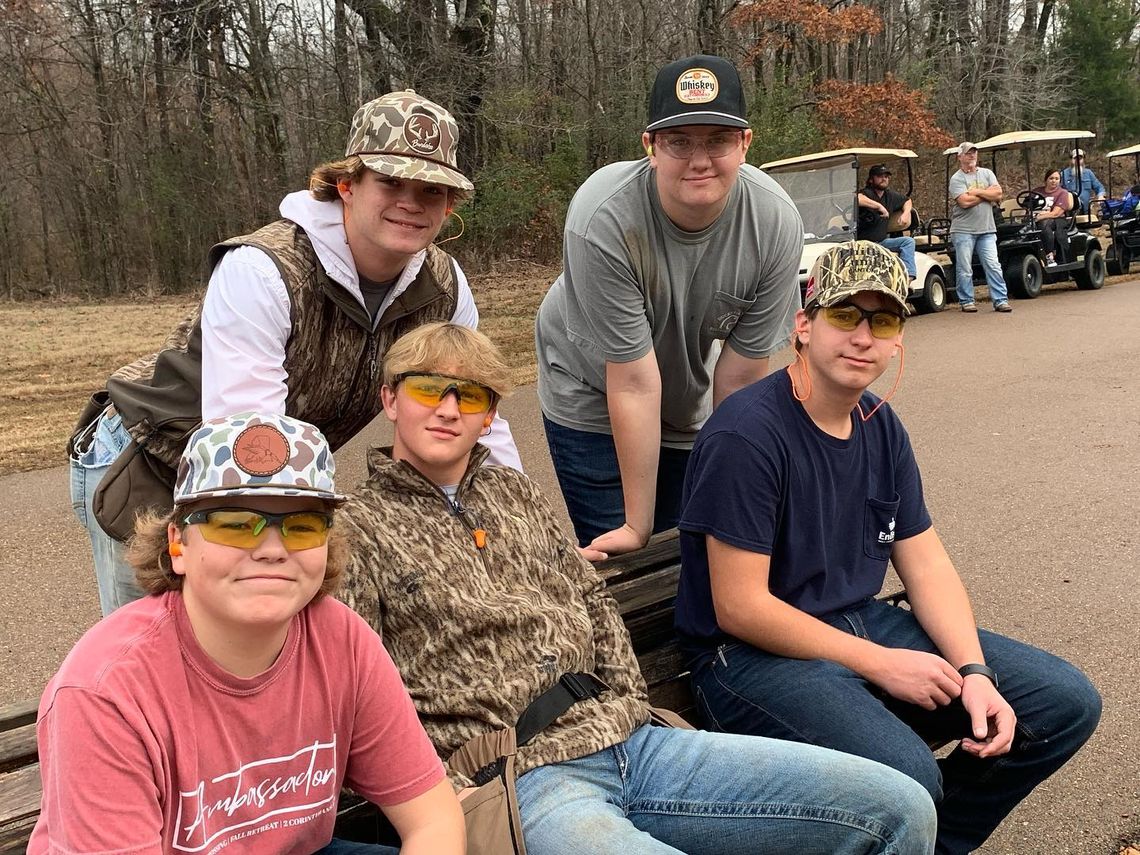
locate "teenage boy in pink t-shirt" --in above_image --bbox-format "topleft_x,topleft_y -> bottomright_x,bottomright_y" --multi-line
31,412 -> 464,855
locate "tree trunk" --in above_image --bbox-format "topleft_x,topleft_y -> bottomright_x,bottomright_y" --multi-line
334,0 -> 350,110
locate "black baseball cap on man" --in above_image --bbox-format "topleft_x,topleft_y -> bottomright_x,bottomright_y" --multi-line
868,164 -> 891,177
646,55 -> 749,133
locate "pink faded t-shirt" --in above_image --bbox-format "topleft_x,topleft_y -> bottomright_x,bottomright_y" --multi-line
30,592 -> 444,854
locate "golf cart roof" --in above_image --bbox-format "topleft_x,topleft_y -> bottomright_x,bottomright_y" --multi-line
761,148 -> 917,172
943,130 -> 1095,156
1107,144 -> 1140,159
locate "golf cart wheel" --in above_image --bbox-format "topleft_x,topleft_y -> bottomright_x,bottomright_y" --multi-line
1075,247 -> 1106,290
1107,245 -> 1131,276
911,270 -> 947,314
1005,254 -> 1043,299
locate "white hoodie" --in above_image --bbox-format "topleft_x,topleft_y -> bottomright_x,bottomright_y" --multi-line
200,191 -> 522,470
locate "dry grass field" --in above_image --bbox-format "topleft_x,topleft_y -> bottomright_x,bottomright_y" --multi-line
0,299 -> 197,474
0,261 -> 556,475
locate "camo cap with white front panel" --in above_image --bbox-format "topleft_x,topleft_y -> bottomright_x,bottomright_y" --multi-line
804,240 -> 911,314
173,413 -> 347,507
346,90 -> 474,191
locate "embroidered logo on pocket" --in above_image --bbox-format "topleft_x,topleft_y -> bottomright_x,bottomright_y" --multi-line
864,495 -> 900,560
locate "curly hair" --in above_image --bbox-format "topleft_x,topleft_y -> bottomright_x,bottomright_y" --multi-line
127,506 -> 350,599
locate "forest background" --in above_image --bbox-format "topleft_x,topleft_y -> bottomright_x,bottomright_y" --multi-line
2,0 -> 1139,298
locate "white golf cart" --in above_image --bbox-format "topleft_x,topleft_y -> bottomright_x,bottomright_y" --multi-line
760,148 -> 951,314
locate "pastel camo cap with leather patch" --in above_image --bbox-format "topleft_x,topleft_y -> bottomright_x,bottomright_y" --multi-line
346,90 -> 474,191
174,413 -> 347,506
804,240 -> 911,314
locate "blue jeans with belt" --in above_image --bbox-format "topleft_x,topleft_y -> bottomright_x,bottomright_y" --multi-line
690,598 -> 1101,854
69,408 -> 145,615
514,722 -> 936,853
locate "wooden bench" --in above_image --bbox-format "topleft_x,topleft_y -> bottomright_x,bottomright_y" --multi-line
0,699 -> 39,853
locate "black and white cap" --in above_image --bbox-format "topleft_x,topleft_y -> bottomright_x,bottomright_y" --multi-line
646,55 -> 748,133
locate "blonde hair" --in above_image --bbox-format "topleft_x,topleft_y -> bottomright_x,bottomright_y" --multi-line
309,155 -> 470,205
309,156 -> 369,202
382,322 -> 514,397
127,506 -> 350,598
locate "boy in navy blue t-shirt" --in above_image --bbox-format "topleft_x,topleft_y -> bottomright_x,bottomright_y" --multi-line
675,241 -> 1101,855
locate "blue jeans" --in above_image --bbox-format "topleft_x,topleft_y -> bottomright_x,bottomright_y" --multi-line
514,722 -> 935,853
69,408 -> 145,616
542,415 -> 690,547
951,232 -> 1008,305
312,840 -> 397,854
691,599 -> 1101,854
880,236 -> 917,279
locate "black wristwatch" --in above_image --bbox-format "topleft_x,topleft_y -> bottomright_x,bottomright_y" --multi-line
958,663 -> 999,689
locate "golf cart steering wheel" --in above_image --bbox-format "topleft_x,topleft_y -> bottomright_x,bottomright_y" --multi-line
826,201 -> 855,235
1017,190 -> 1047,218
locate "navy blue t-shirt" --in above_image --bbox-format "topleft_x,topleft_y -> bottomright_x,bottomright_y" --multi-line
675,370 -> 931,648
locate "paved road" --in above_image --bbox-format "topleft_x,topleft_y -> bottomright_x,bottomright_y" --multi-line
2,281 -> 1137,852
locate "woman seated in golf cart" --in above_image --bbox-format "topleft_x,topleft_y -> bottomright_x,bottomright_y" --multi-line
1030,168 -> 1075,266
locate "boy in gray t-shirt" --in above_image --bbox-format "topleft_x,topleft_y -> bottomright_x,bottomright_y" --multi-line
535,54 -> 802,555
948,142 -> 1011,313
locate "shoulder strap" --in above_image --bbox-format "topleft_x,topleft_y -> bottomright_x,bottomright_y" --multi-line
514,672 -> 607,748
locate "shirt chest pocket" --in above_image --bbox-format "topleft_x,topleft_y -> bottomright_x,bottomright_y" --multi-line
864,494 -> 901,560
702,291 -> 752,340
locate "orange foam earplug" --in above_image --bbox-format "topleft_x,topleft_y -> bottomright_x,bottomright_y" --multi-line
167,542 -> 183,557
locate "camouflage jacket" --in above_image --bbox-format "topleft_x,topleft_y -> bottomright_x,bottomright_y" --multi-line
103,219 -> 458,468
338,444 -> 650,788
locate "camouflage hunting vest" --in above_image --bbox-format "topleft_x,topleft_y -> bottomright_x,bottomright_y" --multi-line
105,219 -> 459,468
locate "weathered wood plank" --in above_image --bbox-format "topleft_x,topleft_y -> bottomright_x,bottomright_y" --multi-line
0,724 -> 36,775
0,764 -> 41,827
0,816 -> 37,854
0,701 -> 37,734
609,566 -> 680,615
596,530 -> 680,581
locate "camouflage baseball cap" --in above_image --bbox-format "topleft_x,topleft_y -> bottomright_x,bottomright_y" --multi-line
804,241 -> 911,315
174,413 -> 346,507
346,90 -> 473,192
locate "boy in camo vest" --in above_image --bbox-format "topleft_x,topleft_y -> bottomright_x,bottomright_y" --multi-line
70,90 -> 521,618
338,322 -> 937,854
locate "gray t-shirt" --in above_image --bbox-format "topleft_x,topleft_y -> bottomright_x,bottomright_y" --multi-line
949,167 -> 999,234
535,159 -> 802,447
